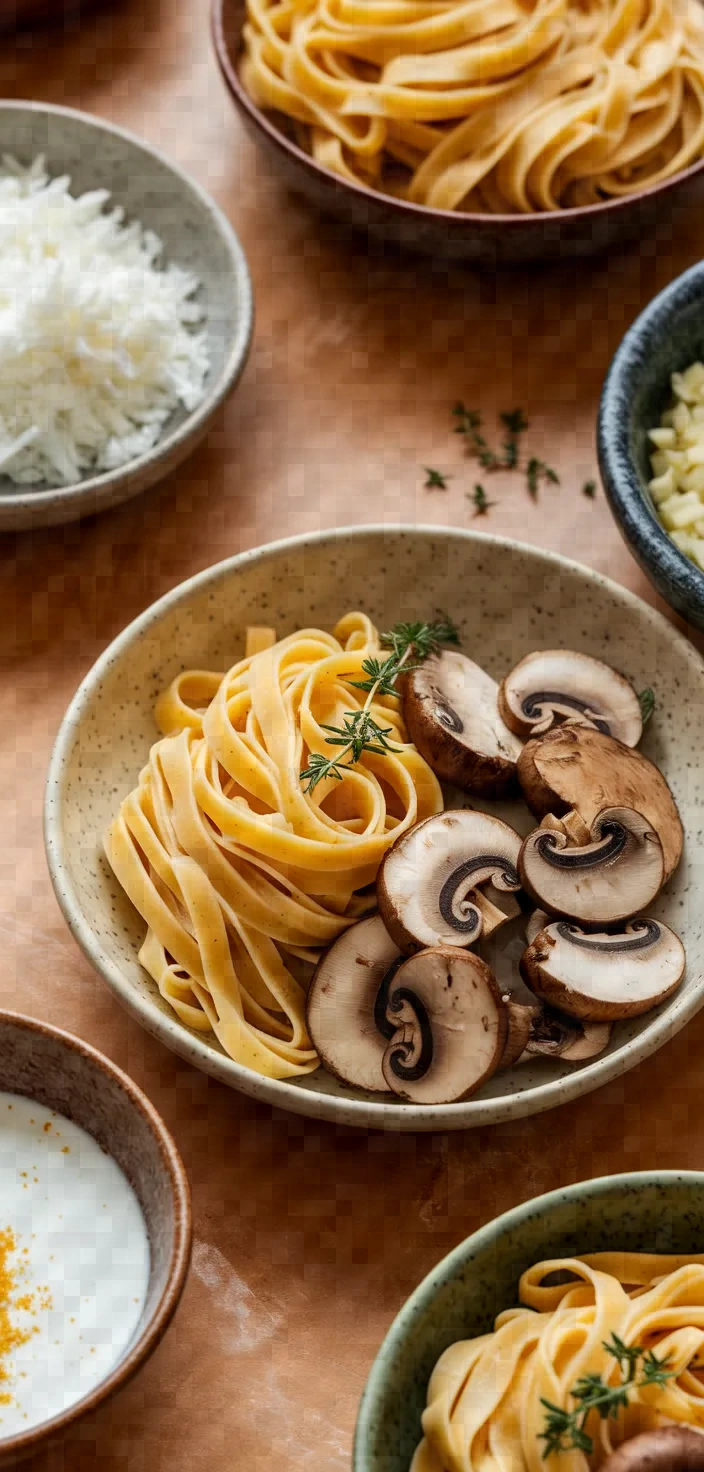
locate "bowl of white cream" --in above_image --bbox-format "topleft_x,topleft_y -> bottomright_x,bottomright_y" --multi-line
0,1010 -> 190,1467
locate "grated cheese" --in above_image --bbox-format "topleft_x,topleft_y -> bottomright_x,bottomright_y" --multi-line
0,155 -> 210,486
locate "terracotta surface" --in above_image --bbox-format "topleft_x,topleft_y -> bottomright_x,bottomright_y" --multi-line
3,2 -> 704,1467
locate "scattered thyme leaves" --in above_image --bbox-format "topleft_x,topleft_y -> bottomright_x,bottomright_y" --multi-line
500,409 -> 529,469
468,483 -> 496,516
300,617 -> 460,792
424,467 -> 449,490
527,457 -> 560,499
539,1335 -> 675,1459
639,687 -> 655,725
583,479 -> 597,500
452,403 -> 502,469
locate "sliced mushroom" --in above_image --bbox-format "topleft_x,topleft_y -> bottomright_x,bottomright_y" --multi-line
306,915 -> 400,1091
403,651 -> 523,797
601,1427 -> 704,1472
517,725 -> 683,882
520,917 -> 685,1020
526,909 -> 550,946
516,1003 -> 612,1063
381,947 -> 507,1104
519,806 -> 664,924
498,649 -> 643,745
500,998 -> 537,1068
377,810 -> 522,955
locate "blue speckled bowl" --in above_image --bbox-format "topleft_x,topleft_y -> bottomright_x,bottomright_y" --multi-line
598,262 -> 704,630
354,1171 -> 704,1472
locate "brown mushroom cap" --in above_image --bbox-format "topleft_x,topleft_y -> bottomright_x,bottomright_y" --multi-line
601,1427 -> 704,1472
517,725 -> 683,881
500,999 -> 537,1068
520,916 -> 686,1020
518,806 -> 665,925
498,649 -> 643,745
377,809 -> 522,955
403,650 -> 523,797
306,914 -> 400,1092
381,947 -> 507,1104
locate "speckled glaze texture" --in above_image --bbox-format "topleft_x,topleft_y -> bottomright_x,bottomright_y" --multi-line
212,0 -> 704,268
0,1010 -> 191,1468
45,525 -> 704,1132
354,1172 -> 704,1472
598,262 -> 704,630
0,102 -> 253,533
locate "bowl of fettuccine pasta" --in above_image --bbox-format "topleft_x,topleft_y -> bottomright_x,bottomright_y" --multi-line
354,1171 -> 704,1472
212,0 -> 704,265
44,526 -> 704,1131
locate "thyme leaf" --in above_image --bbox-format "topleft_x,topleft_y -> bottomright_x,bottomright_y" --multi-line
639,687 -> 655,725
539,1335 -> 675,1459
424,467 -> 449,489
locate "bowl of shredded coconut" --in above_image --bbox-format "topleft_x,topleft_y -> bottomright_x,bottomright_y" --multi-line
0,102 -> 253,532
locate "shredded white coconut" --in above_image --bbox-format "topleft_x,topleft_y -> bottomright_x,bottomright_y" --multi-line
0,154 -> 210,486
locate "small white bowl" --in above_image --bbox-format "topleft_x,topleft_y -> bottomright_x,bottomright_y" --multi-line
45,525 -> 704,1132
0,102 -> 253,533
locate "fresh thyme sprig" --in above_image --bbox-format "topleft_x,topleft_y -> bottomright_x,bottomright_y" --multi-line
453,403 -> 502,469
583,479 -> 597,500
468,483 -> 496,516
300,616 -> 460,793
527,457 -> 560,499
539,1334 -> 675,1459
501,409 -> 529,469
639,687 -> 656,725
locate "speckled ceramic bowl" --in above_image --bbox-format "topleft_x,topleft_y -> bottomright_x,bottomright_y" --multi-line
598,262 -> 704,631
212,0 -> 704,268
0,102 -> 253,534
354,1171 -> 704,1472
45,525 -> 704,1132
0,1009 -> 191,1468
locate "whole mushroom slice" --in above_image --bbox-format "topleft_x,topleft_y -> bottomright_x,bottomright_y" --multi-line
517,725 -> 683,882
306,914 -> 401,1092
377,810 -> 522,955
520,917 -> 685,1021
601,1427 -> 704,1472
403,650 -> 523,797
381,947 -> 507,1104
519,806 -> 665,925
498,649 -> 643,745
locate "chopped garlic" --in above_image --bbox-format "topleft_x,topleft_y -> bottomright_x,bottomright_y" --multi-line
648,363 -> 704,568
0,155 -> 209,487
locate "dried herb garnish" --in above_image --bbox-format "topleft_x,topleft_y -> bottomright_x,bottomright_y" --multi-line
424,467 -> 449,489
583,479 -> 597,499
527,457 -> 560,499
500,409 -> 529,469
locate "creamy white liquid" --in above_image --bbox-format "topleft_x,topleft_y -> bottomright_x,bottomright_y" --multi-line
0,1091 -> 149,1437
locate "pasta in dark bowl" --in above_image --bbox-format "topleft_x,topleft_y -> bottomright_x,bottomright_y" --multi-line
212,0 -> 704,266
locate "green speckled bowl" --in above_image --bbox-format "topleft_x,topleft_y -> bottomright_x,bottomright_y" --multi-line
354,1171 -> 704,1472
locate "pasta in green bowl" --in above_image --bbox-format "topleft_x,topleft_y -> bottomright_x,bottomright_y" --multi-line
354,1173 -> 704,1472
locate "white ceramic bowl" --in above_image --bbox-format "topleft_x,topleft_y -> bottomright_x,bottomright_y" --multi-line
45,525 -> 704,1131
0,102 -> 253,533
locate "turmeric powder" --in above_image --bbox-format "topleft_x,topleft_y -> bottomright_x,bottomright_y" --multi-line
0,1229 -> 37,1406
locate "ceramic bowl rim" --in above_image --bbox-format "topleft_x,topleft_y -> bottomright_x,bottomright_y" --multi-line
0,1006 -> 191,1459
0,98 -> 254,518
353,1168 -> 704,1469
212,0 -> 704,234
44,523 -> 704,1131
598,259 -> 704,609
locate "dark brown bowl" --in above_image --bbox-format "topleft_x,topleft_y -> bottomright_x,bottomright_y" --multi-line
0,1010 -> 191,1468
212,0 -> 704,267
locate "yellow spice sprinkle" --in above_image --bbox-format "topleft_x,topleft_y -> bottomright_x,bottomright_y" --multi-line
0,1230 -> 33,1405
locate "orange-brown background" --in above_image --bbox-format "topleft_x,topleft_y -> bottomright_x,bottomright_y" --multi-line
1,2 -> 704,1466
